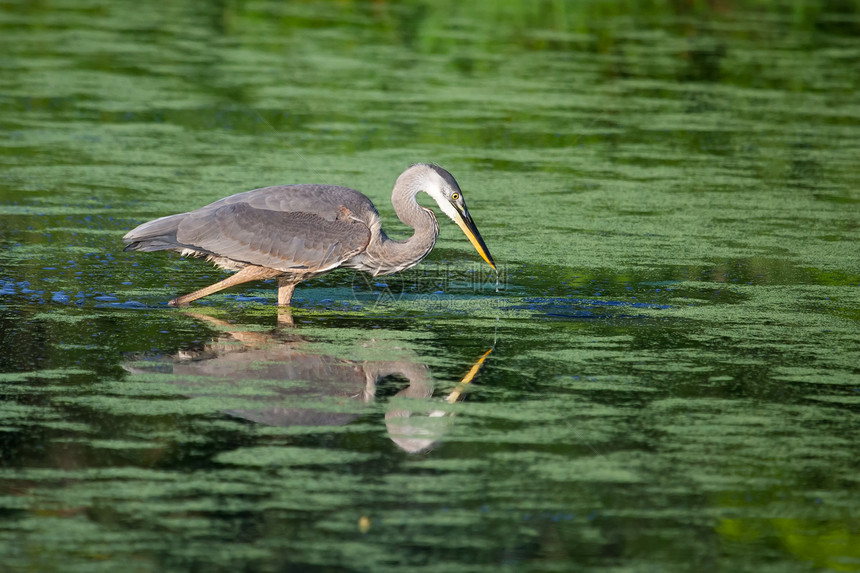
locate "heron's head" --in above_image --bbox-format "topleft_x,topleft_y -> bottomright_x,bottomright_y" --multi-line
410,163 -> 496,270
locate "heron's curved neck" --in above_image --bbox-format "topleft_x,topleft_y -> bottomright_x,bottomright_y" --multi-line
368,171 -> 439,275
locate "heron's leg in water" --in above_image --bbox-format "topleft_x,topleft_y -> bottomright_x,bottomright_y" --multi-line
169,265 -> 281,307
276,308 -> 295,327
277,278 -> 297,307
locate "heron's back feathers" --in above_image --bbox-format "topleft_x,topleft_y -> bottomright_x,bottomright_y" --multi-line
122,184 -> 378,272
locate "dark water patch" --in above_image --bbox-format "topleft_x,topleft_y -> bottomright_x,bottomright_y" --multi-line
503,296 -> 672,320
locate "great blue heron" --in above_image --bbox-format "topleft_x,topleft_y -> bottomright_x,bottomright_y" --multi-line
123,164 -> 496,307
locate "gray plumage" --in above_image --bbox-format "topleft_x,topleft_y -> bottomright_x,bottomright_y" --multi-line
123,163 -> 495,307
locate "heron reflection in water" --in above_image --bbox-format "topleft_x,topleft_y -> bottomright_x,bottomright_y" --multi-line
123,164 -> 495,306
124,312 -> 491,453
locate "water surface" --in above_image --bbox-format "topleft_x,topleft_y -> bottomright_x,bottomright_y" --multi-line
1,1 -> 858,571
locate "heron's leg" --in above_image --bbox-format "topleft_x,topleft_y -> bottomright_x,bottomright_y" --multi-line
276,308 -> 294,327
277,278 -> 297,307
169,265 -> 280,307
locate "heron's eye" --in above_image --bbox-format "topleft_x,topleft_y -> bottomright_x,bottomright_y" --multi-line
451,193 -> 460,201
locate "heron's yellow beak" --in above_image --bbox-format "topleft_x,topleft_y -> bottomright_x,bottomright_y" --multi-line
453,208 -> 496,270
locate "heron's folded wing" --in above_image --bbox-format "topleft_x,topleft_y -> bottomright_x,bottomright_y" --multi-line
176,203 -> 371,272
